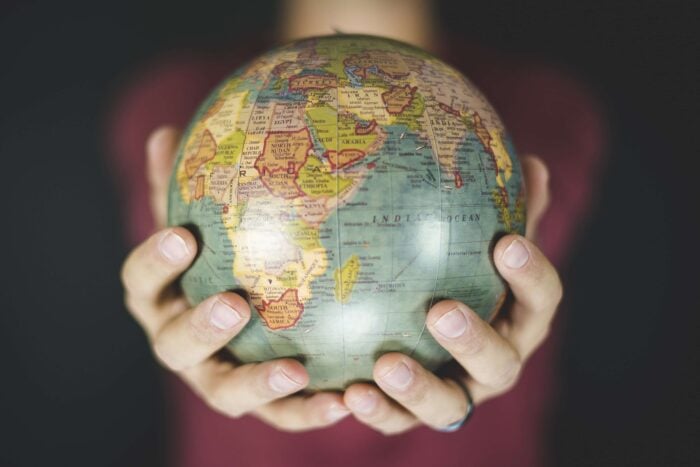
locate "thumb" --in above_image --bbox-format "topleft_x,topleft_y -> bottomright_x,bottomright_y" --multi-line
146,126 -> 181,228
520,155 -> 550,240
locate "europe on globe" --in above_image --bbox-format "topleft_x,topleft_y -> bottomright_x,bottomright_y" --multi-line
168,35 -> 525,390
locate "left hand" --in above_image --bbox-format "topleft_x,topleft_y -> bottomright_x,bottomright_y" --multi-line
343,155 -> 563,434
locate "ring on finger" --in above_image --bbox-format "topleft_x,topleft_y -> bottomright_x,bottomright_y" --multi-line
435,378 -> 474,433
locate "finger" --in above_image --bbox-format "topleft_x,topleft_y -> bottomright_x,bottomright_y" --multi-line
344,382 -> 420,435
520,155 -> 550,239
256,392 -> 351,432
182,358 -> 313,420
426,301 -> 523,392
121,227 -> 196,334
151,292 -> 250,371
492,234 -> 563,358
368,354 -> 470,431
146,126 -> 180,228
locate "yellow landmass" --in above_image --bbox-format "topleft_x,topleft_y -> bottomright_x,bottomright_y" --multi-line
297,156 -> 353,198
492,188 -> 513,232
176,90 -> 251,204
184,130 -> 217,178
306,103 -> 337,126
339,113 -> 377,151
206,91 -> 250,142
205,129 -> 245,170
284,218 -> 322,251
278,268 -> 299,289
488,128 -> 514,187
334,255 -> 361,303
473,112 -> 513,188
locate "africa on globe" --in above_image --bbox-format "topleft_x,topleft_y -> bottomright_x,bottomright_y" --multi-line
168,35 -> 525,390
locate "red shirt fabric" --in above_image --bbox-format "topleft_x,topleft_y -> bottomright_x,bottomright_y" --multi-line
108,38 -> 605,467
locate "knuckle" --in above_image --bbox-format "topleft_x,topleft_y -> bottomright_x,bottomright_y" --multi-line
526,263 -> 563,312
551,278 -> 564,307
528,261 -> 564,308
457,330 -> 489,356
308,408 -> 333,429
525,255 -> 548,283
538,323 -> 552,344
528,324 -> 552,355
434,382 -> 470,428
152,340 -> 188,372
271,414 -> 314,433
359,402 -> 416,435
119,260 -> 130,289
123,292 -> 140,315
120,259 -> 141,295
122,293 -> 147,327
361,401 -> 394,426
185,312 -> 221,346
399,376 -> 430,407
377,420 -> 415,436
490,358 -> 522,391
265,418 -> 293,432
538,283 -> 563,313
206,387 -> 245,418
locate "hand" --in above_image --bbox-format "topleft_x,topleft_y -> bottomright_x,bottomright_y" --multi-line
342,156 -> 563,434
120,127 -> 351,431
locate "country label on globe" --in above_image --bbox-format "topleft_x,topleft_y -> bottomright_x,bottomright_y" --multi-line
168,35 -> 525,390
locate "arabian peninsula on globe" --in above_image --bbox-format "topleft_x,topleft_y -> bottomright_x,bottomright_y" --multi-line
168,35 -> 525,390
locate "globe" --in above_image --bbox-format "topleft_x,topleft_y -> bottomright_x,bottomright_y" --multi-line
168,35 -> 525,390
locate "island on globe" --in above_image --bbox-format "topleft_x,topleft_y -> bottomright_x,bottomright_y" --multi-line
168,35 -> 525,390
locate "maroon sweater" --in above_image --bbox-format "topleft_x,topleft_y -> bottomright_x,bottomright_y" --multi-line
108,38 -> 605,467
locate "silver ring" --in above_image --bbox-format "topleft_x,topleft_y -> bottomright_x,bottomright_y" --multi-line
436,378 -> 474,432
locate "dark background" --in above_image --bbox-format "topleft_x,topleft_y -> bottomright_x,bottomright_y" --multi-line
0,1 -> 697,466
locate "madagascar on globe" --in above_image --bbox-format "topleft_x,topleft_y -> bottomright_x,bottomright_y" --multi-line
168,35 -> 525,390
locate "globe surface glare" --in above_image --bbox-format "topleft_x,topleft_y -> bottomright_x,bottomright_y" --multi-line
168,35 -> 525,390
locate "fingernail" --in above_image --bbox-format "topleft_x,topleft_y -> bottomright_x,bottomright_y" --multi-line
433,307 -> 468,339
326,405 -> 351,422
209,300 -> 241,330
502,238 -> 529,269
380,362 -> 413,390
159,231 -> 189,263
349,390 -> 378,415
269,368 -> 303,393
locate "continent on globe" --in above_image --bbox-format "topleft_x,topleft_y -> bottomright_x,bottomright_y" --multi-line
254,127 -> 312,198
168,34 -> 525,390
256,288 -> 304,330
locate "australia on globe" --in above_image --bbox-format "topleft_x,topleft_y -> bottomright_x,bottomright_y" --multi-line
168,35 -> 525,390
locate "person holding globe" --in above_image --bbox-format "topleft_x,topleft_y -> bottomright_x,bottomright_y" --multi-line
112,0 -> 604,465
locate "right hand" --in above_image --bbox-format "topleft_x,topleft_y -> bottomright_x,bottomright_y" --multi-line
120,126 -> 351,431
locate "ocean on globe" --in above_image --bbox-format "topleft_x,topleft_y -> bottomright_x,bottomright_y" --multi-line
168,35 -> 525,390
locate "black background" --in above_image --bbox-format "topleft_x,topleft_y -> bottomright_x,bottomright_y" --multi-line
0,1 -> 698,466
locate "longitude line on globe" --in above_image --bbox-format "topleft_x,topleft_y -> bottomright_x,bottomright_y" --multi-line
333,46 -> 347,385
409,69 -> 444,359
